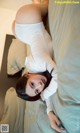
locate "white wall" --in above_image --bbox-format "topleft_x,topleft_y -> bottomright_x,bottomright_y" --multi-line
0,0 -> 32,71
0,0 -> 32,10
0,8 -> 16,71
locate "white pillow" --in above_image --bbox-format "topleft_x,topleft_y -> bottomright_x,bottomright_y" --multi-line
7,38 -> 27,75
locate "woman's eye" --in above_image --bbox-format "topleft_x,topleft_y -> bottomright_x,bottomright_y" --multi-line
31,82 -> 34,88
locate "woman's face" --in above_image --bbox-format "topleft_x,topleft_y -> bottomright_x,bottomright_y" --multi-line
25,74 -> 47,97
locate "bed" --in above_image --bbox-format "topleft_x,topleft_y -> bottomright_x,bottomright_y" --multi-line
0,0 -> 80,133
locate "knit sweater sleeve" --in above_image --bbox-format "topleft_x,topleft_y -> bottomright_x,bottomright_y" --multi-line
45,98 -> 53,114
41,55 -> 58,101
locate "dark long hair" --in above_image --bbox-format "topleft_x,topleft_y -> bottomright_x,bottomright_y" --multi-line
16,71 -> 52,101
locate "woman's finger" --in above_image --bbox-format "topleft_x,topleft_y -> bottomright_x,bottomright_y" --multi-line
55,116 -> 61,126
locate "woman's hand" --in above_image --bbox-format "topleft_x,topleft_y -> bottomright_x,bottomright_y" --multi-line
48,111 -> 66,133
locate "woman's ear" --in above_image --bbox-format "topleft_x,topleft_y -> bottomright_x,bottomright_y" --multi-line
24,73 -> 29,78
24,73 -> 33,78
24,73 -> 35,78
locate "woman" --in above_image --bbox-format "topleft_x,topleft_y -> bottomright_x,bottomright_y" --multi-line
12,0 -> 57,102
12,0 -> 66,132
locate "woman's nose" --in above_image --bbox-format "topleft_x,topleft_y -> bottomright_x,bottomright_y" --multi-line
35,84 -> 41,89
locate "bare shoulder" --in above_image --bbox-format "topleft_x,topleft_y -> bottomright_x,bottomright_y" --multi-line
15,4 -> 42,24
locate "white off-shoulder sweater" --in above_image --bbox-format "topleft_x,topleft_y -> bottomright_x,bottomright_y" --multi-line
15,22 -> 57,114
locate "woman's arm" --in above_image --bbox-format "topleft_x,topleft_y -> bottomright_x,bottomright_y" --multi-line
48,111 -> 66,133
46,98 -> 66,132
41,56 -> 57,101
